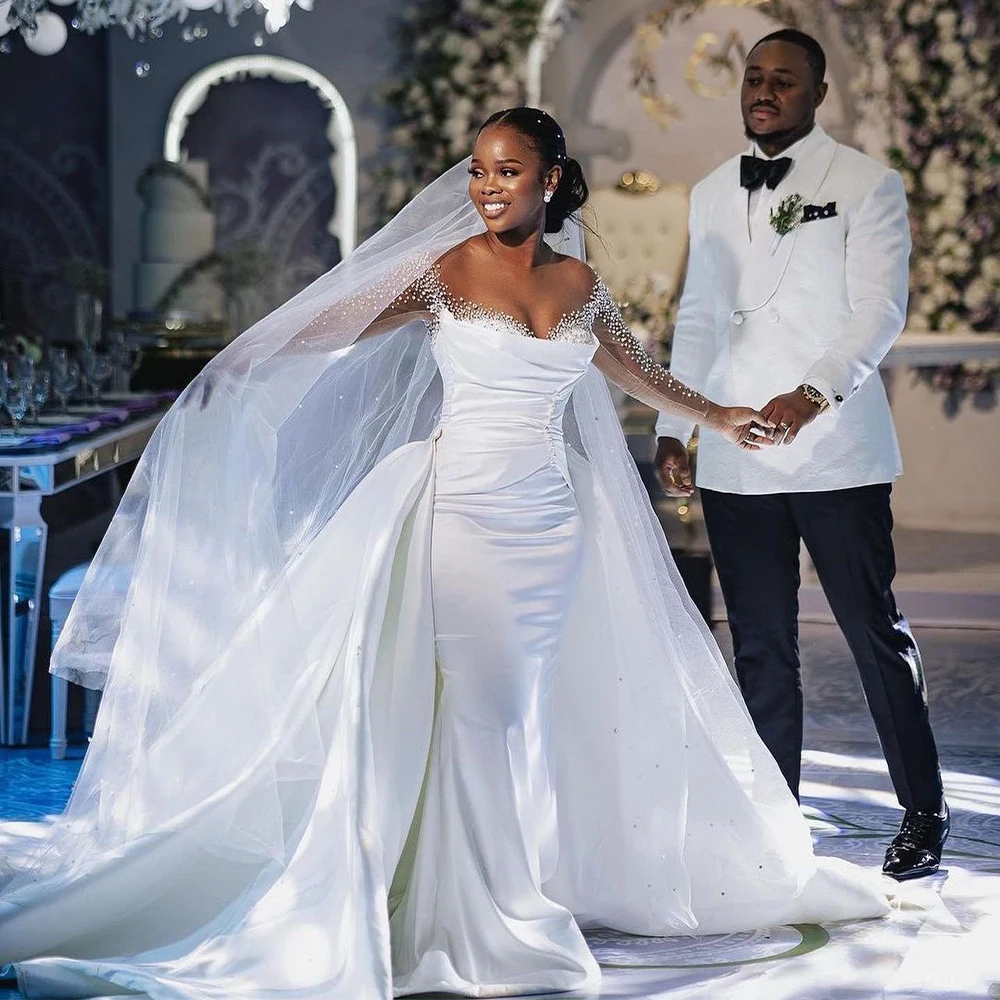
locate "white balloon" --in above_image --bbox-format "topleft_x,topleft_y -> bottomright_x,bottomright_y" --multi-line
0,0 -> 13,39
24,9 -> 67,55
182,0 -> 217,9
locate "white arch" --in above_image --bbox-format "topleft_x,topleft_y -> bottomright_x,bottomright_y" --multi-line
164,55 -> 358,255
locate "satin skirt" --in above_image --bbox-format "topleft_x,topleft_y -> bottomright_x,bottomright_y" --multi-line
390,422 -> 600,996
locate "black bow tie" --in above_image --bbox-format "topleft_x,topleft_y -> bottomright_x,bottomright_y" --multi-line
740,155 -> 792,191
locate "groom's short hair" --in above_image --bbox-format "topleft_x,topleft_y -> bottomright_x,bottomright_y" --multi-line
749,29 -> 827,86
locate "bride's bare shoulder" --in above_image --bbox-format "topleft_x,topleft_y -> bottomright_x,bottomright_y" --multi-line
433,237 -> 485,281
547,254 -> 598,297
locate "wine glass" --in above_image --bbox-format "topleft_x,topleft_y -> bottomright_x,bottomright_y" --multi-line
107,330 -> 143,393
74,294 -> 103,350
77,345 -> 96,400
12,355 -> 34,383
88,353 -> 113,402
51,354 -> 80,413
29,368 -> 51,422
1,362 -> 31,431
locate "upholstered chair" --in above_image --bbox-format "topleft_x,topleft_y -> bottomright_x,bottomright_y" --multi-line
584,170 -> 690,312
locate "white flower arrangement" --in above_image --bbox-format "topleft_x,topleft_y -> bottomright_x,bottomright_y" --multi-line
840,0 -> 997,358
834,0 -> 999,396
5,0 -> 306,45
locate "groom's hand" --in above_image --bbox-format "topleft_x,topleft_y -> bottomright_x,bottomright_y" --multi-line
761,389 -> 822,445
655,437 -> 694,497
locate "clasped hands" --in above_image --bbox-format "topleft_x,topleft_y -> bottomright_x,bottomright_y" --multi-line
657,387 -> 823,497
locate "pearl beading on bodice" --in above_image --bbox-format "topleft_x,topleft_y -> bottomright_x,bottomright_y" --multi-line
408,264 -> 597,346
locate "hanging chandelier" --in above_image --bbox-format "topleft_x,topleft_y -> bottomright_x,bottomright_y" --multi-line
0,0 -> 312,56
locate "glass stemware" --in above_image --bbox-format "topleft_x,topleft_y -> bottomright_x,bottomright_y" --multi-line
88,353 -> 113,402
74,294 -> 103,351
51,351 -> 80,412
107,330 -> 143,393
1,361 -> 31,431
29,368 -> 52,422
78,346 -> 96,400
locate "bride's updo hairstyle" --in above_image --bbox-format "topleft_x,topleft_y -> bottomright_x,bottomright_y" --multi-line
478,107 -> 589,233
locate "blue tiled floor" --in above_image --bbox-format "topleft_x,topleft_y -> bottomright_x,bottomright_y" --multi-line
0,747 -> 84,821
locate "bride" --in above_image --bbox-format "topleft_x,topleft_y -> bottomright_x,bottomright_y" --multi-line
0,108 -> 887,999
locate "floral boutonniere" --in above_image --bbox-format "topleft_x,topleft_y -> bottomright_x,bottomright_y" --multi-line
768,194 -> 805,251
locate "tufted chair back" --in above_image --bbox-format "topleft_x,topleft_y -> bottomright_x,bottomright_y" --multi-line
584,174 -> 690,301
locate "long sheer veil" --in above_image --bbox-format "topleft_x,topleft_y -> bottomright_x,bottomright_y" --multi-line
8,158 -> 807,911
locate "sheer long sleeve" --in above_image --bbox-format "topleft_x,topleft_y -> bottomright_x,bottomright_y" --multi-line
591,278 -> 713,424
186,267 -> 440,409
356,266 -> 440,341
274,266 -> 439,355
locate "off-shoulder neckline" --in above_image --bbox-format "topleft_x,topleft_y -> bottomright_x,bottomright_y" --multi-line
426,263 -> 604,342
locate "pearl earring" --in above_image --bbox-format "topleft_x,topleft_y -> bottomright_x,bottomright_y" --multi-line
543,191 -> 553,203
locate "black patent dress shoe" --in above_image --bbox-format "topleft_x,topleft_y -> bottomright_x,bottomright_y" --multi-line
882,802 -> 950,881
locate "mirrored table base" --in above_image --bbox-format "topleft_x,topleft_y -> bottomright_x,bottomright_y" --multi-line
0,413 -> 162,745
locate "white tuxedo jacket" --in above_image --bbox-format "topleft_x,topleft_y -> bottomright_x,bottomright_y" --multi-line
655,126 -> 908,494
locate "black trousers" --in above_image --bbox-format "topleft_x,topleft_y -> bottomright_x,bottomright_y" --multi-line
700,484 -> 943,811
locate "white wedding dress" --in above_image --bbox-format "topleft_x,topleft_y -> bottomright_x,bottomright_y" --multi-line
0,267 -> 887,1000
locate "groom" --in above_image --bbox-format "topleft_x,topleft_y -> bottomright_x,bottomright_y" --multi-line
655,28 -> 948,880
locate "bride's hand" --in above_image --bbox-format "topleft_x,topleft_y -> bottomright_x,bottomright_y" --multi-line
707,404 -> 776,451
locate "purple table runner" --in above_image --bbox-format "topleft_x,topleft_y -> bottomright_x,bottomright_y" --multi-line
0,392 -> 177,452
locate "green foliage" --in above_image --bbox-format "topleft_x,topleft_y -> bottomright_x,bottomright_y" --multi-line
839,0 -> 1000,336
376,0 -> 550,220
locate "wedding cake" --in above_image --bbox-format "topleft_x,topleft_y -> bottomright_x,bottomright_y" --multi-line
133,159 -> 224,320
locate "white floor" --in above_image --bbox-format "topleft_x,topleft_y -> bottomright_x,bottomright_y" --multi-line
2,625 -> 999,999
563,624 -> 1000,1000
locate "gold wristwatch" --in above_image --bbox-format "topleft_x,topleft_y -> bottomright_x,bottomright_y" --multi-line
798,383 -> 829,412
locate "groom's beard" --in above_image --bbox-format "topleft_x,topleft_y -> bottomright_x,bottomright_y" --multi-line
744,122 -> 809,150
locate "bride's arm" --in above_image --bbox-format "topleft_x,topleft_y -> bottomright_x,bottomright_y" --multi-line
355,270 -> 436,341
590,278 -> 774,450
182,268 -> 437,409
293,270 -> 436,348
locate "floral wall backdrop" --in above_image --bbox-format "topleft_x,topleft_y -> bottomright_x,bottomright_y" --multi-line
378,0 -> 1000,390
837,0 -> 1000,393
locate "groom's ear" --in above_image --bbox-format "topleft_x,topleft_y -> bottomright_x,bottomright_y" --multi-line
813,80 -> 829,110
